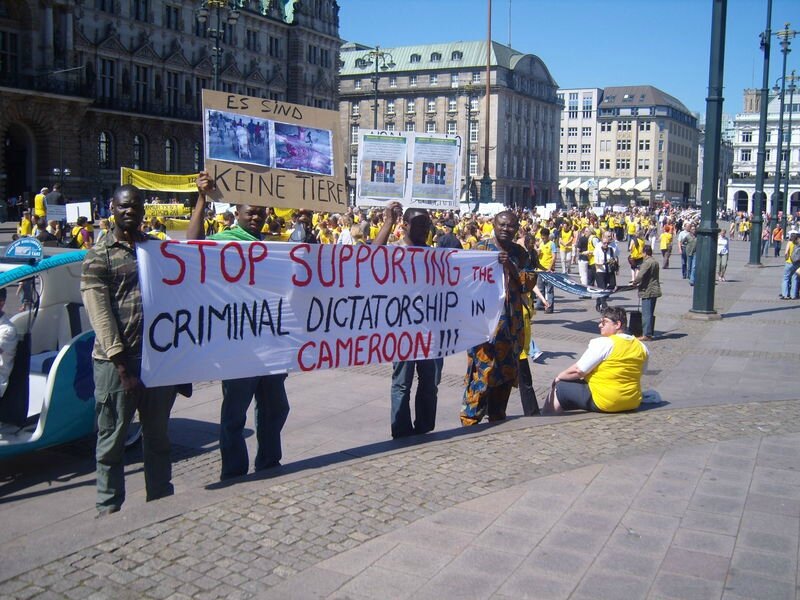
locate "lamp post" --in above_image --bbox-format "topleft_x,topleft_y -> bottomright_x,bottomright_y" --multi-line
356,46 -> 396,130
479,0 -> 493,209
463,83 -> 478,208
770,23 -> 796,229
196,0 -> 241,92
748,0 -> 772,266
780,70 -> 797,232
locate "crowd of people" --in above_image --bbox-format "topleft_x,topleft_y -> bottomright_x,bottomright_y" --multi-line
8,177 -> 800,516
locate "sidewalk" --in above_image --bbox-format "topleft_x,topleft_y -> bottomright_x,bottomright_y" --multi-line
0,234 -> 799,599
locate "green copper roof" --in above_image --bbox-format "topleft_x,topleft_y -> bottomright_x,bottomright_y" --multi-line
340,40 -> 532,75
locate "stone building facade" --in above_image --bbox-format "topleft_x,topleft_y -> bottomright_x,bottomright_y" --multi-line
0,0 -> 340,204
338,40 -> 561,207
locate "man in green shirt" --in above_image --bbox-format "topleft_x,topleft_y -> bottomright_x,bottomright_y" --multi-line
188,172 -> 289,480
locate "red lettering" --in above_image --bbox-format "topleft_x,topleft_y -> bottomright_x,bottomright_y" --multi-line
317,244 -> 336,287
160,241 -> 186,285
297,341 -> 316,371
220,242 -> 246,283
186,240 -> 218,284
289,244 -> 312,286
381,332 -> 396,361
367,333 -> 382,364
397,331 -> 413,361
390,246 -> 408,285
336,245 -> 354,288
444,250 -> 461,286
371,245 -> 389,284
406,247 -> 423,283
353,334 -> 367,365
247,242 -> 268,285
354,244 -> 371,288
318,340 -> 333,369
415,331 -> 432,358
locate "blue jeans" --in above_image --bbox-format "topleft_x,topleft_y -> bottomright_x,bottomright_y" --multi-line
782,262 -> 799,298
680,252 -> 688,278
761,239 -> 770,256
536,276 -> 555,309
390,358 -> 443,438
220,374 -> 289,478
687,255 -> 696,285
641,297 -> 657,337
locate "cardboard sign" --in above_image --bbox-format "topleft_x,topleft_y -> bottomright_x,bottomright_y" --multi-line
144,204 -> 191,218
201,90 -> 346,212
137,240 -> 505,387
66,202 -> 92,223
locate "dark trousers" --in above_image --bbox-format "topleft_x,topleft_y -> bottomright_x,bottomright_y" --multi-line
390,358 -> 443,438
518,358 -> 539,416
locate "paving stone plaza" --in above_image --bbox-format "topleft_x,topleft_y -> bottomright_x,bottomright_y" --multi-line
1,234 -> 799,599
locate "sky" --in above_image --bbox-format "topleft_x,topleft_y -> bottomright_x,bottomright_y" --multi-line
339,0 -> 798,120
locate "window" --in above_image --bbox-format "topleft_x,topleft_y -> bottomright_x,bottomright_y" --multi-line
638,139 -> 650,151
766,130 -> 772,142
469,120 -> 478,142
600,122 -> 612,132
389,75 -> 397,88
582,126 -> 592,137
410,53 -> 421,63
307,45 -> 319,65
567,144 -> 577,154
0,31 -> 18,77
581,160 -> 591,171
451,50 -> 463,60
637,158 -> 650,170
165,5 -> 181,31
350,124 -> 358,143
386,122 -> 395,132
409,75 -> 417,86
98,131 -> 112,169
446,120 -> 457,135
658,139 -> 664,152
618,120 -> 632,131
193,142 -> 202,172
469,154 -> 478,176
351,104 -> 360,117
133,0 -> 149,21
740,149 -> 751,161
165,71 -> 179,109
568,127 -> 577,136
599,159 -> 610,170
430,52 -> 442,62
165,138 -> 177,173
350,154 -> 358,175
616,140 -> 631,151
98,58 -> 115,99
407,100 -> 415,114
567,160 -> 576,170
448,98 -> 457,112
268,36 -> 281,58
639,121 -> 651,131
133,134 -> 146,169
472,72 -> 481,83
581,144 -> 591,154
95,0 -> 114,12
658,159 -> 663,171
405,122 -> 415,132
426,121 -> 436,133
320,49 -> 330,68
741,131 -> 752,143
430,74 -> 438,86
386,99 -> 395,114
582,96 -> 593,118
426,99 -> 436,112
616,158 -> 630,170
354,79 -> 361,90
451,75 -> 459,88
134,65 -> 149,107
470,97 -> 479,111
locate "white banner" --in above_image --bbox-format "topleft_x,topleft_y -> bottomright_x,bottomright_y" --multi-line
137,241 -> 505,387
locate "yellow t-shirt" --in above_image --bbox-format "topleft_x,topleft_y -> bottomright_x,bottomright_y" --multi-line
586,335 -> 647,412
19,217 -> 33,236
559,229 -> 573,250
34,194 -> 47,218
629,237 -> 645,260
538,241 -> 556,270
786,240 -> 796,265
659,232 -> 673,251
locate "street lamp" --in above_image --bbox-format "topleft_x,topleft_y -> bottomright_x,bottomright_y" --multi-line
463,83 -> 479,209
779,70 -> 798,231
769,22 -> 796,229
196,0 -> 241,92
356,46 -> 396,130
52,167 -> 71,186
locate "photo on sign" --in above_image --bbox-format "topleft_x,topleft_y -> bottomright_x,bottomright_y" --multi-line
204,109 -> 271,167
273,123 -> 334,176
421,162 -> 448,185
370,160 -> 396,184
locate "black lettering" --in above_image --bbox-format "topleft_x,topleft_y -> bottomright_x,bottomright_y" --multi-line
174,309 -> 196,348
149,313 -> 173,352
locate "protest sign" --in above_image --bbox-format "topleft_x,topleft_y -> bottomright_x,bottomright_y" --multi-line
120,167 -> 200,193
144,204 -> 191,218
201,90 -> 346,212
137,241 -> 505,387
356,130 -> 461,211
66,202 -> 92,223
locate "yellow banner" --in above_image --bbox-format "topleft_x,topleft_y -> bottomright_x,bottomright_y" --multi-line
120,167 -> 199,193
144,204 -> 191,218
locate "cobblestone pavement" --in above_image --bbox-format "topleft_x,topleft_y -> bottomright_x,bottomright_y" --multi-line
1,399 -> 799,599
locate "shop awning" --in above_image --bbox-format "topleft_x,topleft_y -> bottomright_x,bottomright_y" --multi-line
597,178 -> 610,190
635,178 -> 652,191
606,178 -> 623,191
621,179 -> 637,191
558,178 -> 569,190
566,178 -> 582,191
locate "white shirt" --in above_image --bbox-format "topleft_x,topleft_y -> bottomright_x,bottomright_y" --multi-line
0,313 -> 18,396
717,236 -> 729,255
576,334 -> 649,375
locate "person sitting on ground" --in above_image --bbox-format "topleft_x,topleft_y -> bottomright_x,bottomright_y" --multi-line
543,306 -> 648,415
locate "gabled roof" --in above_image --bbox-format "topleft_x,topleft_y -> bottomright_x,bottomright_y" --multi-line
601,85 -> 690,115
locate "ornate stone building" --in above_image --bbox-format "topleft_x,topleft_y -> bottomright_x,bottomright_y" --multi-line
0,0 -> 340,204
339,40 -> 561,207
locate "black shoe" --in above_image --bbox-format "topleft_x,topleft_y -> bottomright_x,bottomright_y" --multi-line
95,506 -> 121,518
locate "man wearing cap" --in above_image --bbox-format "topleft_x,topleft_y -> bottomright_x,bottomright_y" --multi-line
435,219 -> 463,249
34,187 -> 48,221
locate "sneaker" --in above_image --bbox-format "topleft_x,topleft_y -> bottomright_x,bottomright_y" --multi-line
532,351 -> 544,362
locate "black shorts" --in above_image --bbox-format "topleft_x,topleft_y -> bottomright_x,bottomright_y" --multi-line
554,380 -> 600,412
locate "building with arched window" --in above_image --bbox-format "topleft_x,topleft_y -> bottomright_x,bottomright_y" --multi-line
0,1 -> 340,203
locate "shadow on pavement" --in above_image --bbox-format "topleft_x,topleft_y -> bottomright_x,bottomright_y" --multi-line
722,304 -> 800,318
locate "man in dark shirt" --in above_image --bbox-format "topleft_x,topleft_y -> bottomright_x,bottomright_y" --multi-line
81,185 -> 178,516
435,220 -> 463,249
44,183 -> 65,206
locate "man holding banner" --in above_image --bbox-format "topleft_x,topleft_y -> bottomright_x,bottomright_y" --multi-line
460,211 -> 533,426
81,185 -> 178,515
373,201 -> 443,439
189,171 -> 290,480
